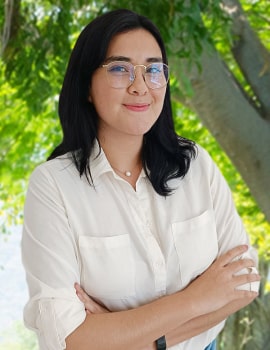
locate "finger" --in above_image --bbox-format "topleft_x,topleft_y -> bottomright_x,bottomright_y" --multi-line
233,271 -> 261,289
74,283 -> 110,313
74,283 -> 91,303
74,282 -> 82,293
233,288 -> 259,300
227,258 -> 257,274
217,245 -> 248,267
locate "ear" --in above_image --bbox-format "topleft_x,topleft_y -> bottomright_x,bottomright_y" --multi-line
88,95 -> 92,103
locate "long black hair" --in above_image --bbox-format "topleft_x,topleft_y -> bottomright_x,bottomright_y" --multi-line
48,9 -> 197,195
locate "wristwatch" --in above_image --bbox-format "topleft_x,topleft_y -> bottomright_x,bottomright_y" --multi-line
156,335 -> 166,350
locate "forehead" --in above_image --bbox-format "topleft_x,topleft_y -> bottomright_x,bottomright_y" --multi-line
106,29 -> 162,62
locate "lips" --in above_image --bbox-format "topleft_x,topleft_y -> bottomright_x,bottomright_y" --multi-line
123,103 -> 150,112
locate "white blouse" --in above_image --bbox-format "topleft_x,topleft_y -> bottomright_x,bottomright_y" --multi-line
21,143 -> 258,350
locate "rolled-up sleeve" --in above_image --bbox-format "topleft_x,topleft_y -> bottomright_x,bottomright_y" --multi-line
205,149 -> 259,291
21,165 -> 86,349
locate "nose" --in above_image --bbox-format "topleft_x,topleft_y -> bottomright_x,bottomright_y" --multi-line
128,66 -> 148,95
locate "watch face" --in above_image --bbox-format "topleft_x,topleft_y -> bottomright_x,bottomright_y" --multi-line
156,335 -> 166,350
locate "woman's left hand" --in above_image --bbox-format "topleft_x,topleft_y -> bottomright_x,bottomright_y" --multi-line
74,283 -> 110,314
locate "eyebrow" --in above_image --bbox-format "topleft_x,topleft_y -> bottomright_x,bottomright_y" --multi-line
104,56 -> 163,64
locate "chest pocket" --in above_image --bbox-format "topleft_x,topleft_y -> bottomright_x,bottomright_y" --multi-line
172,210 -> 218,287
79,234 -> 135,299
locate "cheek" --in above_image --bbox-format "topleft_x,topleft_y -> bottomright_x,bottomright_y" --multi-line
89,73 -> 111,105
91,89 -> 122,123
93,91 -> 119,113
90,84 -> 111,111
153,90 -> 166,114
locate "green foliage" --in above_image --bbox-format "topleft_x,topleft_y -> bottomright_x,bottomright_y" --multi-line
242,1 -> 270,48
0,320 -> 38,350
2,0 -> 107,117
0,59 -> 61,230
0,0 -> 99,230
108,0 -> 227,59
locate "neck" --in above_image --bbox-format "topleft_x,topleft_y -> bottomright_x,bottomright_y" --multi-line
98,132 -> 143,184
99,130 -> 142,162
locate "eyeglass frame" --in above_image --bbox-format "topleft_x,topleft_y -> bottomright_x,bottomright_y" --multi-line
101,60 -> 169,90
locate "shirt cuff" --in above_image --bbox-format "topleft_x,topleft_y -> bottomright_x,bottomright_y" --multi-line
24,296 -> 86,350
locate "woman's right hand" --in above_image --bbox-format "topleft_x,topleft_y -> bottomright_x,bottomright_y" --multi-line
74,283 -> 110,315
184,245 -> 260,315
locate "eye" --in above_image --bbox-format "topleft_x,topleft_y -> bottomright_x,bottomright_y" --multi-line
146,64 -> 162,74
107,62 -> 130,74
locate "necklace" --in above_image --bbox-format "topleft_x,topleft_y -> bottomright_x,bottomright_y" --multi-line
111,163 -> 141,177
111,166 -> 132,177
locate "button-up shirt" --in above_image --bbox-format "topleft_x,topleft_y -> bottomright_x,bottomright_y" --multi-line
21,143 -> 258,350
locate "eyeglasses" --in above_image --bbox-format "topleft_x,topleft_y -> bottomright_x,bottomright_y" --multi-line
101,61 -> 169,89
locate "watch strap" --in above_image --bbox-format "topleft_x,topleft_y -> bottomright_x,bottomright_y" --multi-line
156,335 -> 166,350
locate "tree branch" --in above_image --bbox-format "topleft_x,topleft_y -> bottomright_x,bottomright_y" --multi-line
170,46 -> 270,222
221,0 -> 270,121
1,0 -> 21,58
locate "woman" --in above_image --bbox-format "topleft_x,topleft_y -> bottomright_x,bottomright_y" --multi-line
21,9 -> 260,350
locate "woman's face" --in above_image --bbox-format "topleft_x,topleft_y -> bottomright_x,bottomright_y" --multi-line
89,29 -> 167,142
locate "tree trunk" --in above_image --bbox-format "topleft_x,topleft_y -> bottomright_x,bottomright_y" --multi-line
171,48 -> 270,222
221,0 -> 270,121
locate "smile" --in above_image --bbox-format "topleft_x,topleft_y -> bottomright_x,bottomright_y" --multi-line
123,103 -> 150,112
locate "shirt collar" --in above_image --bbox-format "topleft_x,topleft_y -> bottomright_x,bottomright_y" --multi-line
89,139 -> 146,181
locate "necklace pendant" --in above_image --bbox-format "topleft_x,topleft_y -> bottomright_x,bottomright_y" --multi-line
125,171 -> 132,177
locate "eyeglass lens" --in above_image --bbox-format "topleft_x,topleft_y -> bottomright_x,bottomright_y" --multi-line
104,61 -> 169,89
